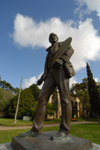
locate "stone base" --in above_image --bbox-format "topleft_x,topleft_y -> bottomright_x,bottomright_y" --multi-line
11,131 -> 93,150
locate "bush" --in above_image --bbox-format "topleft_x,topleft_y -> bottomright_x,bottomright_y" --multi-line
8,88 -> 36,119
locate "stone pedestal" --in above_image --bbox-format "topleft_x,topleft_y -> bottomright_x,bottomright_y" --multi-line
11,131 -> 93,150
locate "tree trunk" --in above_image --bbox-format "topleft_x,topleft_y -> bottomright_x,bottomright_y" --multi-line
97,114 -> 100,124
56,111 -> 58,118
86,108 -> 91,120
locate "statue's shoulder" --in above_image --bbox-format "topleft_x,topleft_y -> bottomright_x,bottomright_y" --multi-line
46,42 -> 60,52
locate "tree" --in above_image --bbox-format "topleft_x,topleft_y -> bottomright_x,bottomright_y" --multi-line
0,78 -> 20,117
46,103 -> 54,116
29,84 -> 40,101
6,88 -> 36,119
97,83 -> 100,99
4,84 -> 41,119
52,87 -> 58,118
0,79 -> 41,118
0,88 -> 14,112
86,62 -> 100,124
0,79 -> 19,94
70,78 -> 91,119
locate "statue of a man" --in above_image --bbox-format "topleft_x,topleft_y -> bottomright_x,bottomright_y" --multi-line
19,33 -> 75,140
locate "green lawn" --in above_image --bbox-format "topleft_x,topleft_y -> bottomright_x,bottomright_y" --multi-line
77,117 -> 98,122
70,123 -> 100,144
0,118 -> 62,126
0,118 -> 33,126
0,117 -> 98,126
0,123 -> 100,145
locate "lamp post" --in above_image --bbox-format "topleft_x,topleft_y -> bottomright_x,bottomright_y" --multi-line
14,76 -> 23,123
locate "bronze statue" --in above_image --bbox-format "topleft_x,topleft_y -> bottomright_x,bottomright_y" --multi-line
19,33 -> 75,140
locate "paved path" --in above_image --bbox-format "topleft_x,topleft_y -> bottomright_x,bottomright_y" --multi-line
0,121 -> 98,130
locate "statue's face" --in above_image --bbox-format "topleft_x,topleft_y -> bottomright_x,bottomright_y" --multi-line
49,33 -> 58,44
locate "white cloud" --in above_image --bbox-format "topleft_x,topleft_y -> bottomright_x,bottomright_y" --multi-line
11,14 -> 100,72
70,77 -> 77,88
22,73 -> 43,89
74,0 -> 100,18
11,14 -> 100,88
22,76 -> 37,89
70,18 -> 100,71
11,14 -> 66,48
94,77 -> 99,82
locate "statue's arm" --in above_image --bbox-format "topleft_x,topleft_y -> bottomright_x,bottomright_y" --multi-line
36,74 -> 44,85
60,45 -> 74,62
53,44 -> 74,67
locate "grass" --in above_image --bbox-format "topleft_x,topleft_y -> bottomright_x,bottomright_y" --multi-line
0,117 -> 98,126
70,123 -> 100,144
0,118 -> 33,126
77,117 -> 98,122
0,118 -> 61,126
0,123 -> 100,145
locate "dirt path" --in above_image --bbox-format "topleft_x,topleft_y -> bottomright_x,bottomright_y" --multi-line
0,121 -> 98,130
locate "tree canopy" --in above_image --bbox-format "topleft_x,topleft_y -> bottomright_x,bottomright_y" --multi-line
70,78 -> 90,119
0,79 -> 19,94
2,84 -> 40,118
86,63 -> 100,124
0,78 -> 19,113
0,88 -> 14,112
52,87 -> 58,118
29,84 -> 41,101
6,87 -> 37,119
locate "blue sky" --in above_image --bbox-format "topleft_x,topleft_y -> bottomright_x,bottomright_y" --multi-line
1,0 -> 100,89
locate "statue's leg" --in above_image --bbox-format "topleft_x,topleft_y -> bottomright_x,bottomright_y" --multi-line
60,96 -> 72,135
31,75 -> 56,134
51,67 -> 72,140
58,68 -> 72,135
19,75 -> 56,138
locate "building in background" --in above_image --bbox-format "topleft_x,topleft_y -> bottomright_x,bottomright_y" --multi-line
47,93 -> 82,119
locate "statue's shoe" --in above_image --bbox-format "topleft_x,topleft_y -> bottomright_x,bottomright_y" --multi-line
50,131 -> 68,141
18,130 -> 38,138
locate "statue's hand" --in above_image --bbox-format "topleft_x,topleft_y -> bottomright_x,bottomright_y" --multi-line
53,59 -> 63,68
36,79 -> 43,85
